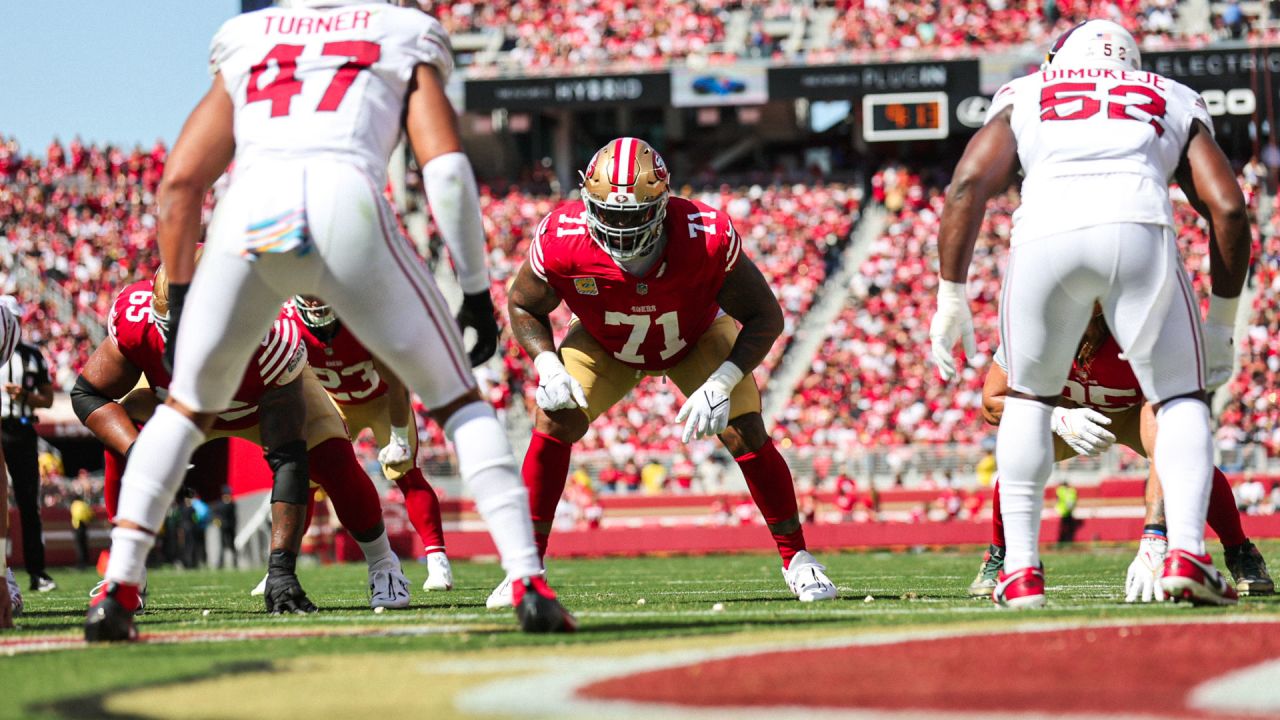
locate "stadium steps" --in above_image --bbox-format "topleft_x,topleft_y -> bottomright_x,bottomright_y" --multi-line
761,203 -> 888,425
10,262 -> 106,345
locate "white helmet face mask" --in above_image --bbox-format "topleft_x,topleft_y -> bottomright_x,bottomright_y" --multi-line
1043,20 -> 1141,72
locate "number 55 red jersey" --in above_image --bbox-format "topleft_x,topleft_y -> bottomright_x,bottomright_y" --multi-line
530,196 -> 744,371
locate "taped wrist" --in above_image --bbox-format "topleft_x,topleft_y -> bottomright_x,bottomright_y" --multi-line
389,425 -> 411,446
533,351 -> 566,380
267,548 -> 298,577
267,439 -> 310,505
71,375 -> 114,425
0,537 -> 6,573
1207,293 -> 1239,326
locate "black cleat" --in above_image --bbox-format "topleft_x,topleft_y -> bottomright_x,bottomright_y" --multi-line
1225,540 -> 1274,596
968,543 -> 1005,597
513,576 -> 576,633
84,583 -> 140,643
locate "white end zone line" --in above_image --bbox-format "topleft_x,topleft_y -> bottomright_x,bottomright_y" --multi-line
452,616 -> 1280,720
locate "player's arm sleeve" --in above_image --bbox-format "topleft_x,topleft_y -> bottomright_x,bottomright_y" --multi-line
423,151 -> 489,294
259,318 -> 307,388
404,14 -> 455,83
985,82 -> 1018,124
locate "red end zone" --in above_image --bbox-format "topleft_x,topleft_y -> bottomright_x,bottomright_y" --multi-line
579,621 -> 1280,717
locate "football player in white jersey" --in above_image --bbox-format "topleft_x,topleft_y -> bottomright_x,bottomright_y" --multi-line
930,20 -> 1251,608
87,0 -> 573,641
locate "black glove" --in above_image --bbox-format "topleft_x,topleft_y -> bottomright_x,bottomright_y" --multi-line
161,282 -> 190,375
264,550 -> 318,615
457,291 -> 499,367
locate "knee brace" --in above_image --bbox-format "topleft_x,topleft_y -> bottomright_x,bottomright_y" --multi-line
267,439 -> 310,505
71,375 -> 113,425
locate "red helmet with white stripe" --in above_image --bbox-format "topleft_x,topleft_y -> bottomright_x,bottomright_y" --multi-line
581,137 -> 670,263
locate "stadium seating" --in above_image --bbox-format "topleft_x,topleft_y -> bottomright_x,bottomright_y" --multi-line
422,0 -> 1273,71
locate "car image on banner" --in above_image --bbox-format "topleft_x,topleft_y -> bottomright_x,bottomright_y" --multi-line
671,66 -> 769,107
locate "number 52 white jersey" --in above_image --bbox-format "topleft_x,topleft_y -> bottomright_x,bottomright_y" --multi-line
986,67 -> 1213,246
209,1 -> 452,184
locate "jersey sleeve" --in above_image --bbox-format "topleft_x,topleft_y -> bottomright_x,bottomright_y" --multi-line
208,16 -> 244,78
992,343 -> 1008,371
257,314 -> 307,388
529,214 -> 552,281
403,13 -> 455,83
723,217 -> 744,274
1171,81 -> 1215,139
986,81 -> 1018,124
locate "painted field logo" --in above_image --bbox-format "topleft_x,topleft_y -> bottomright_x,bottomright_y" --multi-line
572,621 -> 1280,718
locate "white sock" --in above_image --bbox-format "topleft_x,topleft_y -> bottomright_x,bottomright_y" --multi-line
996,397 -> 1055,573
1155,398 -> 1213,555
446,402 -> 541,580
104,527 -> 153,586
116,404 -> 205,532
358,531 -> 397,571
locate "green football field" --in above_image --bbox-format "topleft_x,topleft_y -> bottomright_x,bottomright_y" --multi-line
2,542 -> 1278,719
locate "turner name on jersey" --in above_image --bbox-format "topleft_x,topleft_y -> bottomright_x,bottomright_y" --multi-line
531,196 -> 742,371
987,67 -> 1212,245
108,281 -> 307,429
209,3 -> 452,183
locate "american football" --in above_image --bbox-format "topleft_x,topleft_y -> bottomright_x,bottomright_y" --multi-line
2,2 -> 1279,718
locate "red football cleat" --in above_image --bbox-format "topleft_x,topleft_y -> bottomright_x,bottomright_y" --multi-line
993,566 -> 1046,609
511,575 -> 576,633
1159,549 -> 1239,607
84,582 -> 142,643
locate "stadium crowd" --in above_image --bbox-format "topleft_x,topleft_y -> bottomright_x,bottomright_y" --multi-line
423,0 -> 1273,71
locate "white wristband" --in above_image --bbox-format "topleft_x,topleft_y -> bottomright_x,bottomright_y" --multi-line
533,351 -> 565,380
708,361 -> 745,393
1207,293 -> 1239,326
0,537 -> 6,573
390,425 -> 410,445
937,279 -> 967,303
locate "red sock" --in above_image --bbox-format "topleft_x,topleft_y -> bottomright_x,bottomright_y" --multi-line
991,477 -> 1005,549
308,438 -> 383,537
523,431 -> 572,559
395,468 -> 446,551
735,440 -> 806,568
1206,467 -> 1247,548
103,448 -> 125,523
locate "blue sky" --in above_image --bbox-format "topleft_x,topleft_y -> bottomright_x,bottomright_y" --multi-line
0,1 -> 240,152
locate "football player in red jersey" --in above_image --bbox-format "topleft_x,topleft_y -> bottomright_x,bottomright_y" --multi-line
75,262 -> 413,638
497,137 -> 837,606
968,307 -> 1272,601
293,295 -> 453,591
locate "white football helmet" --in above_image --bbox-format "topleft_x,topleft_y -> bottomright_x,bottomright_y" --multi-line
1043,20 -> 1141,72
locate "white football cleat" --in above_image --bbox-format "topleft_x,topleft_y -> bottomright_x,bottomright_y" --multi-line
6,568 -> 23,617
250,572 -> 268,597
783,550 -> 838,602
423,553 -> 453,591
486,575 -> 514,610
369,562 -> 412,610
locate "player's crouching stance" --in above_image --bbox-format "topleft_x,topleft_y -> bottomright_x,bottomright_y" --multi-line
931,21 -> 1250,608
495,137 -> 837,606
87,0 -> 571,640
966,309 -> 1271,602
80,264 -> 412,642
293,296 -> 453,591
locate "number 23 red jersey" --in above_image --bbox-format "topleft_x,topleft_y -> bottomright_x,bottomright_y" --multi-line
108,280 -> 306,430
294,314 -> 388,405
529,196 -> 744,371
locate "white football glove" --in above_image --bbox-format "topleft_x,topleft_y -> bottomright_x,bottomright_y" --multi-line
1203,294 -> 1239,391
929,280 -> 976,382
533,352 -> 587,412
1051,406 -> 1116,456
377,425 -> 413,471
1124,534 -> 1169,603
676,362 -> 744,443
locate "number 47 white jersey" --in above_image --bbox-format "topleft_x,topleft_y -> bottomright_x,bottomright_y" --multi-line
209,1 -> 452,184
985,67 -> 1213,246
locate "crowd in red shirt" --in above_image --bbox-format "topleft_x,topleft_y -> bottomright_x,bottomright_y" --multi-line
422,0 -> 1263,72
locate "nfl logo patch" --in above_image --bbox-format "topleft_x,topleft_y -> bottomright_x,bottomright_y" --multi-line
574,277 -> 599,296
637,283 -> 648,295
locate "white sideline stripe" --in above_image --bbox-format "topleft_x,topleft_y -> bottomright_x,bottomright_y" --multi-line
453,617 -> 1280,720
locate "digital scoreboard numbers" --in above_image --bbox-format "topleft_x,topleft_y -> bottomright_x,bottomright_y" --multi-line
862,92 -> 950,141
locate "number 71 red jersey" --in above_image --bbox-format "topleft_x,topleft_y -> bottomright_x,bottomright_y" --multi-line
530,196 -> 744,371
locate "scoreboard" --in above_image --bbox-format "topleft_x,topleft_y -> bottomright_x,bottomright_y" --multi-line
862,92 -> 950,142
